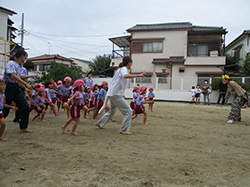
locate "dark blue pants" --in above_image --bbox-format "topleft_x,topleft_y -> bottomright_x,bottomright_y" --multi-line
13,89 -> 25,122
3,83 -> 30,130
217,92 -> 226,105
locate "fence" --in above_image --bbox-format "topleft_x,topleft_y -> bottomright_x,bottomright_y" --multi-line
92,76 -> 250,103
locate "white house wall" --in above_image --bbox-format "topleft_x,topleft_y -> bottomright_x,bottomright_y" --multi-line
226,35 -> 249,60
0,11 -> 9,74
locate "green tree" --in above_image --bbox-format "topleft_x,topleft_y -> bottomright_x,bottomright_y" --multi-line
243,54 -> 250,75
32,62 -> 84,83
225,54 -> 240,71
89,54 -> 111,75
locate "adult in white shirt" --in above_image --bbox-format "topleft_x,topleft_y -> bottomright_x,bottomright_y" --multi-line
95,56 -> 145,135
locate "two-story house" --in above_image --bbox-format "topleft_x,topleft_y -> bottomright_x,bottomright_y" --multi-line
226,30 -> 250,63
109,22 -> 227,90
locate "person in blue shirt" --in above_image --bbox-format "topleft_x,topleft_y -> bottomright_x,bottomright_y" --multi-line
83,71 -> 93,88
148,87 -> 155,112
3,49 -> 33,133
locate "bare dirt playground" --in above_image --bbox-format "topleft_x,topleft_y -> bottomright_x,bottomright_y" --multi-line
0,101 -> 250,187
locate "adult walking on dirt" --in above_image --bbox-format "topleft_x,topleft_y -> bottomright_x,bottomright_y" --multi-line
202,80 -> 211,105
3,49 -> 33,133
224,75 -> 249,124
216,75 -> 228,106
224,75 -> 249,123
83,71 -> 93,88
95,56 -> 146,135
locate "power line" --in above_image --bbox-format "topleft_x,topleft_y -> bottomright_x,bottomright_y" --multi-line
27,30 -> 123,38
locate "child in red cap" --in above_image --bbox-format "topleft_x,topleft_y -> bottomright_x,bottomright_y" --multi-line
148,87 -> 155,112
132,85 -> 150,126
61,79 -> 85,136
30,87 -> 46,122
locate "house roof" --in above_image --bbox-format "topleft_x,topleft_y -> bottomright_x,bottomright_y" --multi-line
226,30 -> 250,49
127,22 -> 227,34
109,35 -> 131,48
0,6 -> 17,15
152,56 -> 185,64
70,57 -> 91,64
28,54 -> 73,62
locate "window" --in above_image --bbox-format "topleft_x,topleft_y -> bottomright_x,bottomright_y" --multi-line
234,48 -> 240,60
131,75 -> 152,83
143,41 -> 163,52
188,44 -> 208,56
38,64 -> 51,71
157,74 -> 167,83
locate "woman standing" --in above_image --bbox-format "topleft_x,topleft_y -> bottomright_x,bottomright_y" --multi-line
3,49 -> 33,133
224,75 -> 248,123
95,56 -> 146,135
202,80 -> 211,105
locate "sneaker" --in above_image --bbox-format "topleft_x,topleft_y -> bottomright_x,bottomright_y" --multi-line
227,120 -> 234,124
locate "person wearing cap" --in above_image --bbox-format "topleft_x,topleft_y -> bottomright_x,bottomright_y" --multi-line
61,79 -> 84,136
0,78 -> 18,141
95,56 -> 146,135
83,71 -> 93,88
57,76 -> 73,118
224,75 -> 249,124
216,75 -> 228,107
132,85 -> 150,126
44,81 -> 60,116
30,87 -> 46,122
56,80 -> 63,112
92,81 -> 108,121
3,49 -> 33,133
130,85 -> 139,110
148,87 -> 155,112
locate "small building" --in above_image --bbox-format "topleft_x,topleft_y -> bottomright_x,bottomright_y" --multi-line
28,54 -> 74,73
69,57 -> 91,72
0,6 -> 20,74
109,22 -> 227,89
226,30 -> 250,63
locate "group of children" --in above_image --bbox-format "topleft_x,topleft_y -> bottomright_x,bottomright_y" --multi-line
0,75 -> 157,140
190,85 -> 202,105
130,85 -> 155,126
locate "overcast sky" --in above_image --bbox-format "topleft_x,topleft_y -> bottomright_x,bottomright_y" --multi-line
1,0 -> 249,61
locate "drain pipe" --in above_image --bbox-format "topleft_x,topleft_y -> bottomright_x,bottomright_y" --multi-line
166,61 -> 172,89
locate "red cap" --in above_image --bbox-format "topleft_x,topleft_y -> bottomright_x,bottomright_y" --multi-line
101,81 -> 108,85
139,85 -> 147,94
73,79 -> 84,89
64,76 -> 72,83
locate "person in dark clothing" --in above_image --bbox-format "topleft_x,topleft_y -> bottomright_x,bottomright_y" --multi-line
217,75 -> 228,106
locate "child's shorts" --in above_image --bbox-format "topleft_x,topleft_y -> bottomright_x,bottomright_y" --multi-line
96,99 -> 104,110
195,93 -> 200,98
52,97 -> 57,104
70,105 -> 81,118
29,104 -> 37,112
0,110 -> 4,119
60,96 -> 69,104
88,100 -> 94,108
92,98 -> 97,106
149,98 -> 154,104
130,101 -> 136,110
135,105 -> 145,114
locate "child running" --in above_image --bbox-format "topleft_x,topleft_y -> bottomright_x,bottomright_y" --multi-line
91,84 -> 99,121
92,81 -> 108,121
30,87 -> 46,122
132,85 -> 150,126
56,80 -> 62,112
148,87 -> 155,111
130,85 -> 139,111
0,78 -> 18,141
61,79 -> 84,136
58,77 -> 73,118
44,81 -> 60,116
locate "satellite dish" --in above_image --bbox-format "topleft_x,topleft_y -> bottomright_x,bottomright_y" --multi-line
245,46 -> 250,54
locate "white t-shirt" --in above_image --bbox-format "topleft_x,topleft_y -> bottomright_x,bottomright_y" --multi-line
196,88 -> 201,94
107,66 -> 128,97
191,89 -> 196,96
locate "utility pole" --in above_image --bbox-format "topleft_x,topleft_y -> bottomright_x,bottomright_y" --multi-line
20,13 -> 24,48
48,42 -> 51,54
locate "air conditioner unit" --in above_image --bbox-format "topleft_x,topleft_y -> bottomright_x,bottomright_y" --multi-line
210,50 -> 218,57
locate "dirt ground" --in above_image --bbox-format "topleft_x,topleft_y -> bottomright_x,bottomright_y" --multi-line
0,101 -> 250,187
